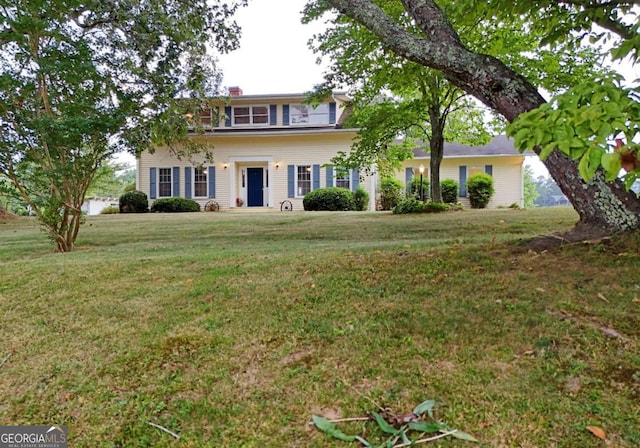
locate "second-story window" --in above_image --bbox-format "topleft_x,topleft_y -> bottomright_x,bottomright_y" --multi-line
233,105 -> 269,126
290,103 -> 330,125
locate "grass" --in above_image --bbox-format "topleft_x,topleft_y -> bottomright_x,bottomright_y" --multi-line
0,207 -> 639,447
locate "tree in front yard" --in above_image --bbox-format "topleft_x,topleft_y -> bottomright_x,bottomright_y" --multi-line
316,0 -> 640,239
0,0 -> 245,251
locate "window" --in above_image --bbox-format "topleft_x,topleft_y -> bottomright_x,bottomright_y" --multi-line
296,165 -> 312,196
290,103 -> 330,125
158,168 -> 172,197
194,167 -> 207,197
199,109 -> 212,127
233,105 -> 269,126
335,168 -> 351,190
198,107 -> 219,128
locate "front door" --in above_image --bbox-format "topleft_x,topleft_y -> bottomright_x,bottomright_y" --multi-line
247,168 -> 264,207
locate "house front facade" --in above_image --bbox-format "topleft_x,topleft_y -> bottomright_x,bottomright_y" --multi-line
137,88 -> 526,210
137,88 -> 377,211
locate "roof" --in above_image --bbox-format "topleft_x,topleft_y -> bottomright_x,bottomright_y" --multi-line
224,91 -> 350,102
412,135 -> 528,158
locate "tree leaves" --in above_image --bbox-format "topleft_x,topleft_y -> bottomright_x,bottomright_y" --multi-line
0,0 -> 244,250
312,416 -> 358,442
507,77 -> 640,186
586,425 -> 607,441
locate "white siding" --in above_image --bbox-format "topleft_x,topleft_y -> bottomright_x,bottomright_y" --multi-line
138,130 -> 377,211
399,156 -> 525,208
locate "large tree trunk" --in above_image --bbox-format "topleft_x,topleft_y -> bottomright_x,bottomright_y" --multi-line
428,106 -> 444,203
327,0 -> 640,234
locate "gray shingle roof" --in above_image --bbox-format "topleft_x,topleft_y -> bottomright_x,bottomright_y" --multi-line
412,135 -> 528,158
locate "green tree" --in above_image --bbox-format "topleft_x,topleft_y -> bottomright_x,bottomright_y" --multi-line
534,176 -> 567,207
317,0 -> 640,238
87,163 -> 135,198
523,165 -> 539,208
304,0 -> 604,203
0,0 -> 245,251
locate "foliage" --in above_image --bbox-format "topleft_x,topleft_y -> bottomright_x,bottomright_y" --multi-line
440,179 -> 459,204
508,78 -> 640,189
150,198 -> 201,213
119,191 -> 149,214
353,187 -> 369,211
523,165 -> 539,208
87,164 -> 136,199
393,198 -> 426,214
312,399 -> 477,446
99,205 -> 120,215
304,0 -> 606,203
379,177 -> 404,210
0,0 -> 245,251
482,0 -> 640,64
533,175 -> 568,207
409,177 -> 430,201
303,187 -> 356,211
393,198 -> 452,214
467,173 -> 495,209
315,0 -> 640,234
423,201 -> 452,213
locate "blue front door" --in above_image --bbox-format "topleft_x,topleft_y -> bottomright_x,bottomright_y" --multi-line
247,168 -> 264,207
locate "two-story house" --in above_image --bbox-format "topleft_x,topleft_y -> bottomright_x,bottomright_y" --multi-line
137,87 -> 376,211
137,87 -> 528,210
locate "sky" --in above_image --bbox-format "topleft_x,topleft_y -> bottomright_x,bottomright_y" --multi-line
216,0 -> 328,95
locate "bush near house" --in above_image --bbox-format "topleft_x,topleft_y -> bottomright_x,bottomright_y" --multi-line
100,205 -> 119,214
353,187 -> 369,211
392,198 -> 451,214
150,197 -> 201,213
378,177 -> 403,210
409,177 -> 430,201
118,190 -> 148,213
303,187 -> 356,211
441,179 -> 459,203
467,173 -> 495,209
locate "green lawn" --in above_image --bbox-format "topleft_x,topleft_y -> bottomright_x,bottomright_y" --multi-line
1,208 -> 639,447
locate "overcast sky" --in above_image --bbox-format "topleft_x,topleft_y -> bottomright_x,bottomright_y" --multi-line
216,0 -> 328,95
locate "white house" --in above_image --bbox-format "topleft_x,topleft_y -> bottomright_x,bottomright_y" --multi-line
137,88 -> 526,210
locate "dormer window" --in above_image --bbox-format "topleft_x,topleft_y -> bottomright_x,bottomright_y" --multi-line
233,105 -> 269,126
290,103 -> 330,125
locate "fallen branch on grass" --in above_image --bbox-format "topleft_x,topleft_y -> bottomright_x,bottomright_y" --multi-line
0,353 -> 12,369
147,422 -> 180,440
312,399 -> 477,445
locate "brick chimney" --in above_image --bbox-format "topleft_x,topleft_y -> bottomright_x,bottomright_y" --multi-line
229,86 -> 243,96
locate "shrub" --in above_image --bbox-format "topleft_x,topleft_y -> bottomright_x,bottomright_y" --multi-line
379,177 -> 403,210
409,177 -> 430,201
423,201 -> 450,213
119,190 -> 148,213
151,197 -> 201,213
100,205 -> 119,214
440,179 -> 459,203
467,173 -> 495,209
303,187 -> 356,211
353,187 -> 369,211
392,198 -> 426,214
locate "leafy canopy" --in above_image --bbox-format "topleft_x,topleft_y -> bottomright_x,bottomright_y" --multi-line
0,0 -> 245,251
